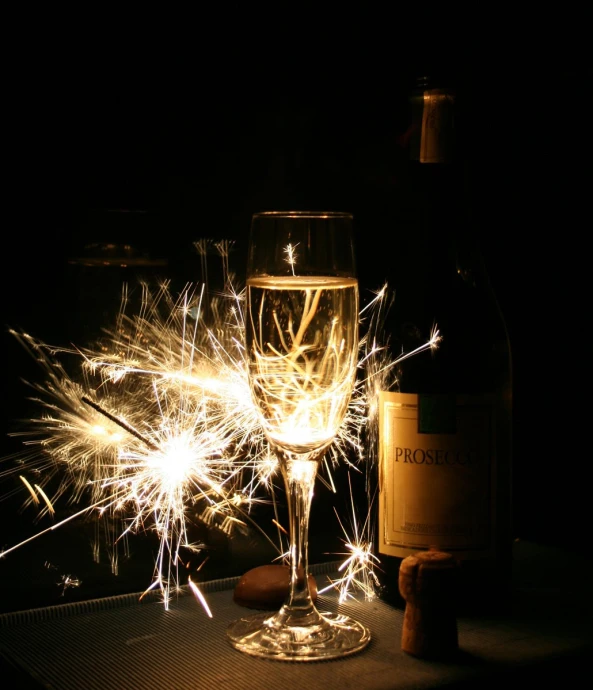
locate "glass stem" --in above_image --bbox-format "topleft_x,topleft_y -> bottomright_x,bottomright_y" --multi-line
277,455 -> 321,626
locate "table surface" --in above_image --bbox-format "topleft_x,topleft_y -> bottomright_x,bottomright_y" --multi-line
0,541 -> 591,690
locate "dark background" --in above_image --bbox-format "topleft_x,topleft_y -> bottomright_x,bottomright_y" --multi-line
0,32 -> 589,616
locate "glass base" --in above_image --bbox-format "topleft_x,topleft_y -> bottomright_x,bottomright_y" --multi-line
226,610 -> 371,661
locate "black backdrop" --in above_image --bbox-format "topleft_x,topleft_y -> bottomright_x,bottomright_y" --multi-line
1,36 -> 589,613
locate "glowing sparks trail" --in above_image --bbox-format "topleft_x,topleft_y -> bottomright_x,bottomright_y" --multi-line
284,243 -> 299,275
188,576 -> 213,618
318,474 -> 381,603
0,232 -> 439,612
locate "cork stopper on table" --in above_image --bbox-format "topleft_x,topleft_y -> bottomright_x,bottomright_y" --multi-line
398,549 -> 459,659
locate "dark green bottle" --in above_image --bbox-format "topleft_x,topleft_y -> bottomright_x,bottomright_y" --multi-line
375,72 -> 514,616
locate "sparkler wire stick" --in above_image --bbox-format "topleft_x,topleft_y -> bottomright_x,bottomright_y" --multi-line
80,396 -> 159,452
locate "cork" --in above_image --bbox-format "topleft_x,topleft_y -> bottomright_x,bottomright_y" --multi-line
398,549 -> 459,659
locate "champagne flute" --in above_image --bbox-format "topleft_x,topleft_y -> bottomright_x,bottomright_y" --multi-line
226,211 -> 370,661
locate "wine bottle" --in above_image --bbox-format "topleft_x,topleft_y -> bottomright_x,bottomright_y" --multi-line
375,72 -> 513,615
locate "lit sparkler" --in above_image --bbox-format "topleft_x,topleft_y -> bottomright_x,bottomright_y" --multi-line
0,240 -> 439,611
1,278 -> 278,608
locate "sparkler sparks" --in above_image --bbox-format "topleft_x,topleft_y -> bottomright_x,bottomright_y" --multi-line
1,276 -> 278,609
318,474 -> 381,603
59,574 -> 82,595
284,243 -> 299,275
1,236 -> 439,613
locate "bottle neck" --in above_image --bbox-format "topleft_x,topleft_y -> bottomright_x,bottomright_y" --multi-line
399,159 -> 477,288
405,73 -> 473,262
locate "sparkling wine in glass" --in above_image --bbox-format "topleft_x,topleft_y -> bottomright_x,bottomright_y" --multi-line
226,211 -> 371,661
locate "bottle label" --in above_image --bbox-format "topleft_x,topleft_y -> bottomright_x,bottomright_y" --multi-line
378,391 -> 495,558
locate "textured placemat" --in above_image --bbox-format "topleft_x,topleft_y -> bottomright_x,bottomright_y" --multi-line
0,549 -> 591,690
